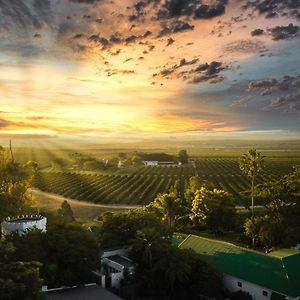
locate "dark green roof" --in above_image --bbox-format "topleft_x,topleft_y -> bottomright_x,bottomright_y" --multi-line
179,235 -> 300,297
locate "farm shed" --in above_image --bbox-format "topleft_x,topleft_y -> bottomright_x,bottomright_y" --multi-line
179,235 -> 300,300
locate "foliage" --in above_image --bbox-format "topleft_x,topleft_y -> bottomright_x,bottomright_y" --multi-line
57,200 -> 75,223
244,169 -> 300,246
99,209 -> 172,248
0,241 -> 43,300
190,187 -> 237,231
239,149 -> 265,248
178,149 -> 188,164
244,215 -> 288,248
152,192 -> 185,228
131,242 -> 222,300
0,147 -> 37,222
44,222 -> 100,287
184,176 -> 202,205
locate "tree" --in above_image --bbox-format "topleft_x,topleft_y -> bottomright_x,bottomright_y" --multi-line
178,150 -> 188,164
0,241 -> 43,300
99,209 -> 172,248
45,222 -> 99,287
239,149 -> 265,248
57,200 -> 75,223
153,193 -> 184,228
0,147 -> 37,223
190,187 -> 237,232
184,176 -> 202,205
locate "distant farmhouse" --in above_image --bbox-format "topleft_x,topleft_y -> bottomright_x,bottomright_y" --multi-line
179,235 -> 300,300
140,153 -> 176,166
96,247 -> 135,289
1,215 -> 47,236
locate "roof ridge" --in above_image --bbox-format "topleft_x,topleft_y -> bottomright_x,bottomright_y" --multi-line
187,234 -> 286,261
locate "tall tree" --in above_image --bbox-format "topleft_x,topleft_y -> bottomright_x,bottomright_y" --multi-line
57,200 -> 75,223
153,193 -> 184,228
190,187 -> 236,232
0,147 -> 37,222
178,150 -> 188,164
184,176 -> 202,205
239,149 -> 265,247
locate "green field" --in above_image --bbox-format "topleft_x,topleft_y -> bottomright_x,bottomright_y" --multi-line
33,157 -> 300,205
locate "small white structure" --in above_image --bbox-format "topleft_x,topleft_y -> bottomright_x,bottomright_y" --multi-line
143,161 -> 176,166
1,215 -> 47,236
98,247 -> 135,289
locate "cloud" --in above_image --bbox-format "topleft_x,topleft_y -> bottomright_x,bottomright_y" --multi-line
242,0 -> 300,20
154,59 -> 227,84
248,75 -> 300,95
223,39 -> 266,54
231,95 -> 252,108
69,0 -> 102,3
251,28 -> 264,36
158,20 -> 194,37
263,92 -> 300,113
248,75 -> 300,113
155,0 -> 228,20
268,23 -> 300,40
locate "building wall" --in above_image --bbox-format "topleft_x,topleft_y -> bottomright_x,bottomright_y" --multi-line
1,217 -> 47,235
143,161 -> 159,166
111,272 -> 123,289
224,274 -> 274,300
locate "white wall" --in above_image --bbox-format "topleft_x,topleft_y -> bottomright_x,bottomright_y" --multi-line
111,272 -> 123,289
1,217 -> 47,236
224,274 -> 275,300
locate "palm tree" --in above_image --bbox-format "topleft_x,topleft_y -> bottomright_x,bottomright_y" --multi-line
239,149 -> 265,248
154,193 -> 182,228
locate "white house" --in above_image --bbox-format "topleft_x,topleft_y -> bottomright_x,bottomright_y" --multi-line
179,235 -> 300,300
97,247 -> 135,289
1,215 -> 47,236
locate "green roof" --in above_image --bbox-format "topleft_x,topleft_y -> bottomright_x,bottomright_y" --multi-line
179,235 -> 300,297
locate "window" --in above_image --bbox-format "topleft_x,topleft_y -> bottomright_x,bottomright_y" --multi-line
237,281 -> 242,287
262,291 -> 268,297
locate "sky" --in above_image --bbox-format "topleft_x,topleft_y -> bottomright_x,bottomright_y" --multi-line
0,0 -> 299,145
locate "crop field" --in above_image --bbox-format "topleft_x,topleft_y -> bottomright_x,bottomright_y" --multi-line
34,157 -> 300,205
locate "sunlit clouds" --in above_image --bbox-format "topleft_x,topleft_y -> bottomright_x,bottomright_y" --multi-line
0,0 -> 299,143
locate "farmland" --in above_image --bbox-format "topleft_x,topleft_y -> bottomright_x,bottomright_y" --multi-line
33,157 -> 300,205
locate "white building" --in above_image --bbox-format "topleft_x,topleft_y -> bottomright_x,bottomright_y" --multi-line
97,247 -> 135,289
179,234 -> 300,300
1,215 -> 47,236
